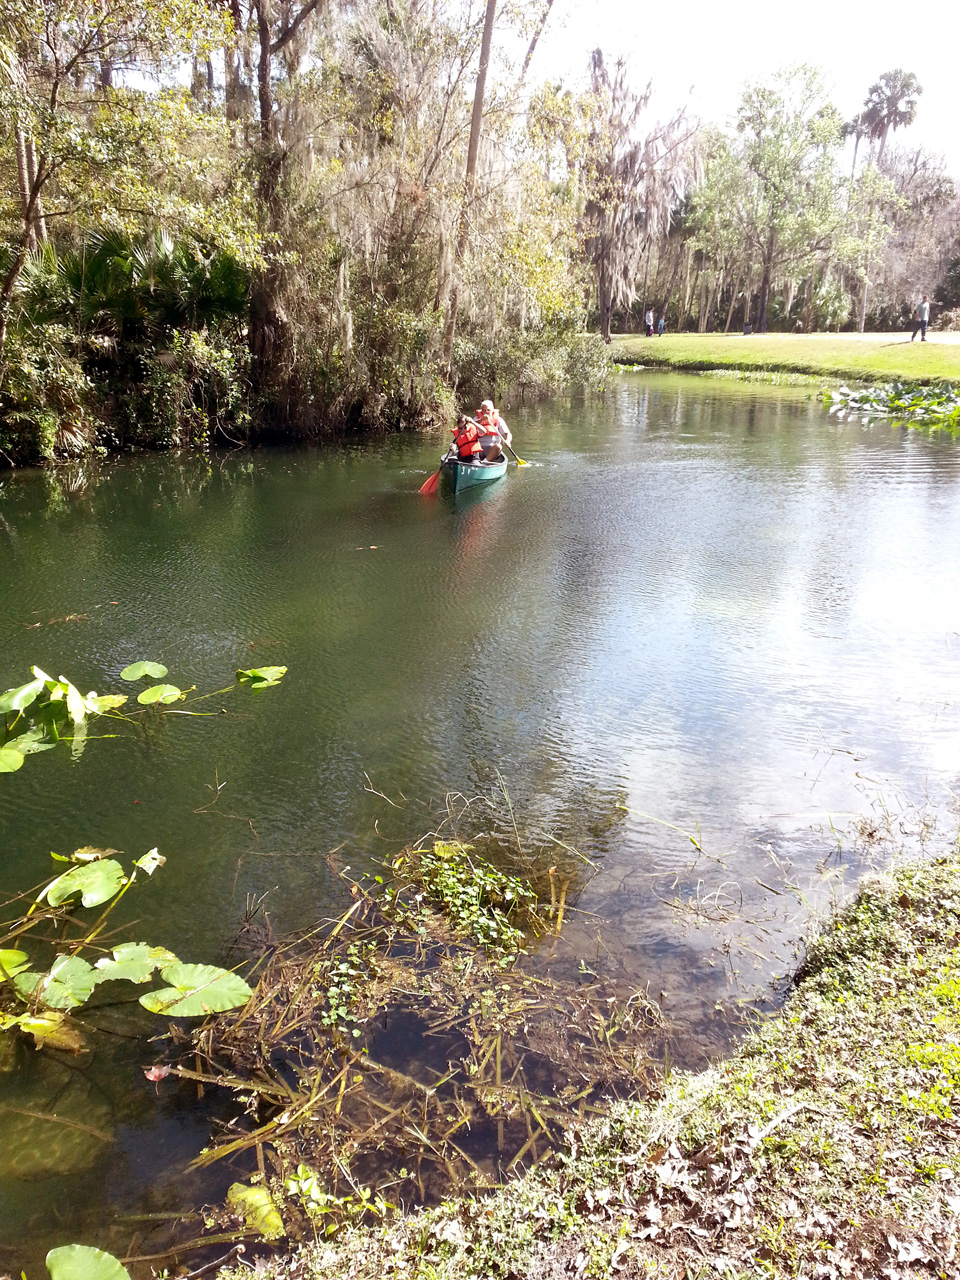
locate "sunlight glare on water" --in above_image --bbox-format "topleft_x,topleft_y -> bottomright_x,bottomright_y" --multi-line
1,370 -> 959,1260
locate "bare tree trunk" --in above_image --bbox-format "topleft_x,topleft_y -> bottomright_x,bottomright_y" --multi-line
697,266 -> 708,332
24,139 -> 47,244
14,130 -> 36,253
442,0 -> 497,375
520,0 -> 554,82
337,256 -> 352,357
598,249 -> 613,342
705,272 -> 722,332
756,237 -> 774,333
678,247 -> 693,332
255,0 -> 273,145
659,247 -> 683,329
723,270 -> 742,332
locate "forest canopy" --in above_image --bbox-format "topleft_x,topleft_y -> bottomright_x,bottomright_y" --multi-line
1,0 -> 957,464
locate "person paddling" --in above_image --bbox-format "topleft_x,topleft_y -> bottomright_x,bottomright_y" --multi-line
475,399 -> 512,461
450,415 -> 483,463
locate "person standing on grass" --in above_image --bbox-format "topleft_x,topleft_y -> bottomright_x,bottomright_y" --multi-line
645,308 -> 654,337
657,314 -> 665,337
911,295 -> 930,342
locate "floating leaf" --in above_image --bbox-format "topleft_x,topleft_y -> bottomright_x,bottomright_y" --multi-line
137,684 -> 183,706
71,846 -> 121,863
227,1183 -> 285,1239
237,666 -> 287,690
139,962 -> 252,1017
0,747 -> 24,773
46,1245 -> 131,1280
120,661 -> 168,681
95,942 -> 178,985
16,955 -> 98,1010
120,665 -> 168,686
4,726 -> 57,756
0,950 -> 29,979
134,847 -> 165,875
13,1011 -> 87,1053
0,677 -> 45,714
43,859 -> 126,908
85,694 -> 128,712
60,677 -> 87,725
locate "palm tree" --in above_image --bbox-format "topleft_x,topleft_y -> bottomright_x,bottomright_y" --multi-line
842,112 -> 867,182
861,69 -> 923,164
855,69 -> 922,331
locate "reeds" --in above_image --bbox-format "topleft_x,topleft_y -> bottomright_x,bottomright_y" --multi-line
175,844 -> 663,1235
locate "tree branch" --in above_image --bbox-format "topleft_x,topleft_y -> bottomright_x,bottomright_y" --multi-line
270,0 -> 324,55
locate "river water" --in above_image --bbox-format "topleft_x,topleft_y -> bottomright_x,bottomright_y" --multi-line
2,371 -> 960,1263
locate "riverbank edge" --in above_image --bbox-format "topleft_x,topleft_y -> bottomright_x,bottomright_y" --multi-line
610,334 -> 960,386
219,854 -> 960,1280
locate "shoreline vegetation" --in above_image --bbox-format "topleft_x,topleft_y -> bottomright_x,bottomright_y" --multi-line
611,333 -> 960,386
6,6 -> 960,470
213,852 -> 960,1280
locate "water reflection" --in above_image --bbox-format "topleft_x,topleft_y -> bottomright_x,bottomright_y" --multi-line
1,371 -> 960,1263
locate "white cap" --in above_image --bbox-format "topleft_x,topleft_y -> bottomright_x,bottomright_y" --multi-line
481,399 -> 494,411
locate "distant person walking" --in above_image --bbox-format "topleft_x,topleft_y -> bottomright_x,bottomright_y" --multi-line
911,295 -> 930,342
657,315 -> 665,337
645,308 -> 654,337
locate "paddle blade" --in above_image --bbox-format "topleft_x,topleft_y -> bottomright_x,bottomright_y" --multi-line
419,469 -> 441,495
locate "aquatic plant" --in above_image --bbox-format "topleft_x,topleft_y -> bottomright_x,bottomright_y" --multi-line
0,658 -> 287,773
0,845 -> 252,1051
159,843 -> 661,1240
389,840 -> 540,953
825,380 -> 960,432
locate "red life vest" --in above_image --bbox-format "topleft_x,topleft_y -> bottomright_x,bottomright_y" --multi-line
451,419 -> 482,460
476,407 -> 500,436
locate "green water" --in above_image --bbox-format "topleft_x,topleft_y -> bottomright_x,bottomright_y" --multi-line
2,371 -> 960,1264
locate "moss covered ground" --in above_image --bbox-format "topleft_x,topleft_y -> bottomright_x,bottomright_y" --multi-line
611,333 -> 960,385
221,854 -> 960,1279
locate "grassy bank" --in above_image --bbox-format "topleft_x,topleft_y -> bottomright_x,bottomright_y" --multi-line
222,854 -> 960,1279
611,333 -> 960,385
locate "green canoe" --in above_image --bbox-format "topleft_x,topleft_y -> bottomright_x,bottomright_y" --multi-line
440,455 -> 508,493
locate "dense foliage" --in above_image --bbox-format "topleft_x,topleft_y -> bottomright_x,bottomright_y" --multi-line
1,0 -> 618,464
2,2 -> 958,464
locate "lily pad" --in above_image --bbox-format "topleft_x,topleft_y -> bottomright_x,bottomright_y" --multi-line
120,661 -> 168,681
0,676 -> 45,714
139,962 -> 252,1017
11,1011 -> 87,1053
137,684 -> 182,706
4,726 -> 57,755
227,1183 -> 285,1239
60,677 -> 87,725
0,746 -> 25,772
43,859 -> 126,908
0,949 -> 29,979
237,666 -> 287,689
94,942 -> 179,985
85,694 -> 128,712
71,846 -> 121,863
134,847 -> 165,875
46,1245 -> 130,1280
15,955 -> 98,1010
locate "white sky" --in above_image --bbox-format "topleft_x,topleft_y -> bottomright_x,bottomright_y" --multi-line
525,0 -> 960,174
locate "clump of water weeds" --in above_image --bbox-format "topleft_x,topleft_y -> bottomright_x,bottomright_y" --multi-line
158,831 -> 663,1246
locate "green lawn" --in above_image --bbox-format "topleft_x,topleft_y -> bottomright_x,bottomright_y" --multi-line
611,332 -> 960,384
